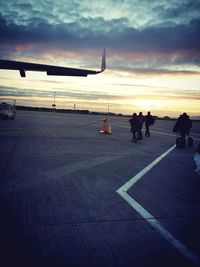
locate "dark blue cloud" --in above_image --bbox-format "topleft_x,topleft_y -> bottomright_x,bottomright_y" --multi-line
154,0 -> 200,20
1,11 -> 199,51
0,0 -> 200,71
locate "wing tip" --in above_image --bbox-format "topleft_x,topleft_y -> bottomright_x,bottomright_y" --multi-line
101,48 -> 106,72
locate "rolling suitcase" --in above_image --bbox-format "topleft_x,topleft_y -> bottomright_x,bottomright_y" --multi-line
137,131 -> 143,140
176,136 -> 186,149
188,136 -> 194,148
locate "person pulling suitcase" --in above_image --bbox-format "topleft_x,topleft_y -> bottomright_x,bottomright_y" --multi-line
173,112 -> 193,148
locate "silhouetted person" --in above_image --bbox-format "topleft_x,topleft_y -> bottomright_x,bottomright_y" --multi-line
137,112 -> 145,140
175,112 -> 192,138
129,113 -> 139,143
194,142 -> 200,176
145,111 -> 155,137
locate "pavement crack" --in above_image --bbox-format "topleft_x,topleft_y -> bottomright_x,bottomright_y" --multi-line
13,214 -> 200,229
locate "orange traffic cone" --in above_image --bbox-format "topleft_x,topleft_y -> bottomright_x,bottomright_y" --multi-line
99,118 -> 112,134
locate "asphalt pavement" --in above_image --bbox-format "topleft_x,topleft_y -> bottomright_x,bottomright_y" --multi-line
0,110 -> 200,267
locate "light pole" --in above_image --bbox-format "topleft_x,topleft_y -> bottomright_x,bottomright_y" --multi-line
13,99 -> 16,113
54,91 -> 56,107
52,91 -> 56,111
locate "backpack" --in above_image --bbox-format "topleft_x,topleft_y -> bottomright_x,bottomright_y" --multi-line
150,116 -> 155,125
173,122 -> 178,133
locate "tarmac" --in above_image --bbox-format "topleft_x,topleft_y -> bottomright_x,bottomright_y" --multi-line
0,110 -> 200,267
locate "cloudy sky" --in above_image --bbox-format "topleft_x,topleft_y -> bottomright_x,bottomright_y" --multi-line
0,0 -> 200,117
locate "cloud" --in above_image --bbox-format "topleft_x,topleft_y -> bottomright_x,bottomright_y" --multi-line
110,66 -> 200,76
0,0 -> 200,72
1,83 -> 200,102
2,17 -> 200,52
154,0 -> 200,23
0,85 -> 123,102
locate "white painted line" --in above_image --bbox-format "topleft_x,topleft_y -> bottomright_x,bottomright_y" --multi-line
117,190 -> 200,265
0,154 -> 126,194
112,123 -> 176,137
151,130 -> 175,137
111,123 -> 128,128
118,145 -> 176,192
116,144 -> 200,265
112,122 -> 200,140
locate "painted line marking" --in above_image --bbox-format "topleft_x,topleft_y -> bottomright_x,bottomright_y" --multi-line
112,123 -> 176,137
112,122 -> 200,140
116,144 -> 200,265
0,154 -> 126,193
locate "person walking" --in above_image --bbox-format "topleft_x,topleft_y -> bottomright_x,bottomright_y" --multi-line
137,112 -> 145,140
175,112 -> 192,139
129,113 -> 139,143
194,142 -> 200,176
145,111 -> 155,137
173,112 -> 193,148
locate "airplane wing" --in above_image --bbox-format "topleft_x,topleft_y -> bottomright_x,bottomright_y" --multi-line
0,49 -> 106,77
